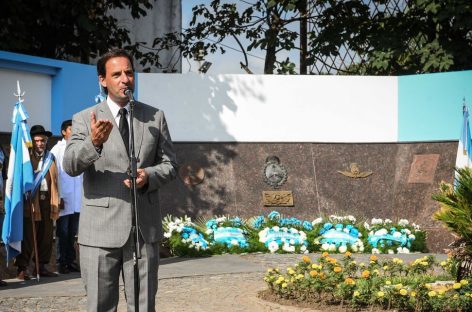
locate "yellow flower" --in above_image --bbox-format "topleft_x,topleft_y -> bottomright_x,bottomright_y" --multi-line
302,255 -> 311,263
334,266 -> 342,273
454,294 -> 459,299
440,261 -> 447,266
345,251 -> 352,257
296,274 -> 304,280
267,268 -> 273,273
420,261 -> 428,266
377,291 -> 385,297
428,291 -> 437,297
438,290 -> 445,295
399,289 -> 408,296
385,280 -> 392,285
360,262 -> 366,267
370,255 -> 378,262
411,291 -> 416,297
344,278 -> 356,285
288,268 -> 295,275
277,276 -> 284,282
282,283 -> 287,288
353,291 -> 360,297
322,251 -> 329,257
373,269 -> 380,275
425,283 -> 432,289
361,270 -> 370,278
275,280 -> 282,285
383,265 -> 389,270
393,258 -> 403,264
453,283 -> 462,289
395,283 -> 403,290
309,270 -> 318,278
461,279 -> 469,285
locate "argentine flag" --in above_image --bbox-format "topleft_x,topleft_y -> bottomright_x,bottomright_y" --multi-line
1,101 -> 34,261
456,105 -> 472,170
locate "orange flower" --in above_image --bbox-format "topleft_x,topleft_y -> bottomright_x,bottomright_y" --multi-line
334,266 -> 342,273
322,252 -> 329,257
370,255 -> 378,262
302,255 -> 311,263
345,251 -> 352,257
329,258 -> 338,265
309,270 -> 318,278
361,270 -> 370,278
319,272 -> 326,280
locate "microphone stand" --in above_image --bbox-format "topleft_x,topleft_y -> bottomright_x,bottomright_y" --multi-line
126,89 -> 141,312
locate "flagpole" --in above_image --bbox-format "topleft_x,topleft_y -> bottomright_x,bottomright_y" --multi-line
14,82 -> 40,282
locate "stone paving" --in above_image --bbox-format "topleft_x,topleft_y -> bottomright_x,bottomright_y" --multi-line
0,253 -> 448,312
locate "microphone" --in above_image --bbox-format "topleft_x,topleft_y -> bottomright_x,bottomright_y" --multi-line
124,89 -> 135,103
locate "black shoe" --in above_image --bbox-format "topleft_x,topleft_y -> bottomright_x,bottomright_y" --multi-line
68,262 -> 81,273
58,264 -> 70,274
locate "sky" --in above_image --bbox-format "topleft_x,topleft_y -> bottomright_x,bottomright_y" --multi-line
181,1 -> 274,74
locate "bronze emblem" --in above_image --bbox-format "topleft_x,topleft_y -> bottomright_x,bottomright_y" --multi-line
337,163 -> 372,179
263,156 -> 287,188
179,162 -> 205,186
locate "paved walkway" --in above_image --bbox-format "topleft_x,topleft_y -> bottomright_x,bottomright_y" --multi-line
0,253 -> 448,311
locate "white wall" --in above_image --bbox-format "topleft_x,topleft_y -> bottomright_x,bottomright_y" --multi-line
0,68 -> 51,133
138,73 -> 398,142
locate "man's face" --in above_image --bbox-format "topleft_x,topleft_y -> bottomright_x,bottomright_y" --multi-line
99,56 -> 135,107
62,126 -> 72,140
33,135 -> 47,154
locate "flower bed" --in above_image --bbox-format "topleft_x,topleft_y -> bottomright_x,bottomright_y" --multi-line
162,211 -> 428,256
262,253 -> 472,312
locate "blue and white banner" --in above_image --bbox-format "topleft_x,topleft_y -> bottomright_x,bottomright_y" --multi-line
2,101 -> 34,261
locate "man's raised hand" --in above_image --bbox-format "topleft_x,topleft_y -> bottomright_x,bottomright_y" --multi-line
90,111 -> 113,147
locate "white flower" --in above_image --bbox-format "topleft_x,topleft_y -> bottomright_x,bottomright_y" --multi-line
364,222 -> 371,230
300,245 -> 307,252
291,228 -> 299,234
347,215 -> 356,223
375,229 -> 388,236
371,218 -> 383,225
206,229 -> 213,235
273,226 -> 280,232
163,232 -> 172,238
392,232 -> 402,238
398,219 -> 409,226
351,245 -> 358,252
397,247 -> 410,254
230,239 -> 239,246
408,234 -> 416,240
312,217 -> 323,225
359,245 -> 364,252
384,219 -> 392,224
321,243 -> 330,250
328,244 -> 336,251
282,243 -> 295,252
343,228 -> 350,233
268,241 -> 279,253
339,245 -> 347,253
358,233 -> 362,238
404,229 -> 411,235
372,248 -> 380,254
388,249 -> 394,254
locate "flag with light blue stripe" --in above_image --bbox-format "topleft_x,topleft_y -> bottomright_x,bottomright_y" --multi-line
456,105 -> 472,170
1,101 -> 34,261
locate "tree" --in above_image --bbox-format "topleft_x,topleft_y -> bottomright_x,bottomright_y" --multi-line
159,0 -> 318,74
0,0 -> 165,69
158,0 -> 472,75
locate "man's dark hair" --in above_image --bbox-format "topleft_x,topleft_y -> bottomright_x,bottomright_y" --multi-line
61,120 -> 72,137
96,49 -> 134,77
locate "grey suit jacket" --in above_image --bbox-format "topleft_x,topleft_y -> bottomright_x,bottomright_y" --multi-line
63,100 -> 178,248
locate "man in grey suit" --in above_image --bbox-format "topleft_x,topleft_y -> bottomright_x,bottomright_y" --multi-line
63,49 -> 177,311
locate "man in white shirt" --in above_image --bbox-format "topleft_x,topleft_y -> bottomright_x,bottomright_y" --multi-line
51,120 -> 82,274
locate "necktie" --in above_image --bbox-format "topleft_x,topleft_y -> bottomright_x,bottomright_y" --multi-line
118,107 -> 129,155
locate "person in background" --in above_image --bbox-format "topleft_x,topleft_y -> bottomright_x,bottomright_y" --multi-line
51,120 -> 82,274
14,125 -> 59,280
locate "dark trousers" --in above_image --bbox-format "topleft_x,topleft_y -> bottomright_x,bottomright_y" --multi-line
14,199 -> 54,268
56,212 -> 79,265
